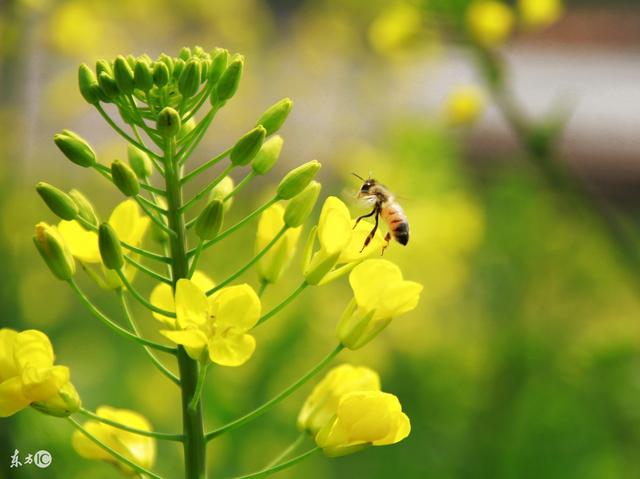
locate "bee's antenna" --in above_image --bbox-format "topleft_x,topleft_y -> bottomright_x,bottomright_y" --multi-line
351,172 -> 365,181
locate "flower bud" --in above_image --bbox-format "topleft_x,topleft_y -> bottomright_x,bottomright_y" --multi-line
111,160 -> 140,197
208,48 -> 228,83
31,381 -> 81,417
153,62 -> 170,87
173,59 -> 185,80
127,145 -> 153,179
195,199 -> 224,240
159,53 -> 174,73
444,85 -> 486,126
118,104 -> 136,125
36,182 -> 79,221
179,46 -> 192,61
98,72 -> 120,100
230,126 -> 266,166
276,160 -> 321,199
54,130 -> 97,168
113,55 -> 135,95
33,222 -> 76,281
179,59 -> 201,99
251,135 -> 283,175
95,59 -> 112,77
68,189 -> 99,229
134,59 -> 154,91
214,56 -> 243,104
177,117 -> 197,141
157,107 -> 181,137
284,181 -> 321,228
99,223 -> 124,270
210,176 -> 234,213
78,64 -> 101,104
257,98 -> 293,135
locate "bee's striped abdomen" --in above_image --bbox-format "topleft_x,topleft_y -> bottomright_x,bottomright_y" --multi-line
381,201 -> 409,246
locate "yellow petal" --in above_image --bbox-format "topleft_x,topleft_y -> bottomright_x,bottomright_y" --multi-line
175,279 -> 208,328
58,220 -> 100,263
374,280 -> 423,321
21,365 -> 69,402
209,284 -> 261,331
338,221 -> 385,263
374,411 -> 411,446
349,260 -> 403,311
337,391 -> 395,442
108,200 -> 149,246
160,329 -> 208,360
318,197 -> 351,255
13,329 -> 55,370
256,203 -> 286,251
0,329 -> 19,381
0,376 -> 31,417
208,333 -> 256,367
149,283 -> 177,327
72,421 -> 114,461
191,270 -> 215,293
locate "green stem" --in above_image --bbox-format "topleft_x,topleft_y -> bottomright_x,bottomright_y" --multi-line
118,290 -> 180,385
116,269 -> 177,318
124,255 -> 172,285
135,197 -> 177,237
96,104 -> 161,160
78,408 -> 183,441
257,280 -> 268,298
264,432 -> 306,469
254,282 -> 308,328
137,194 -> 168,215
181,147 -> 232,184
188,239 -> 204,278
206,345 -> 344,441
68,279 -> 176,354
67,417 -> 164,479
225,171 -> 255,201
205,227 -> 288,296
177,107 -> 219,164
180,164 -> 235,213
228,447 -> 320,479
188,363 -> 209,413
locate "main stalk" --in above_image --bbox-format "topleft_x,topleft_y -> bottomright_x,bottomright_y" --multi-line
164,139 -> 207,479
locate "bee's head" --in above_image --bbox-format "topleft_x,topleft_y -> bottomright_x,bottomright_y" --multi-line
357,178 -> 377,200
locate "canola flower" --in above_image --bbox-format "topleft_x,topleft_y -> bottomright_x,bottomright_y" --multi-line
444,85 -> 486,126
466,0 -> 515,47
23,46 -> 423,478
518,0 -> 563,30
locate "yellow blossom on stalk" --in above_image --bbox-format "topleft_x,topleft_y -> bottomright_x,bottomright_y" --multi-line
58,199 -> 150,289
149,271 -> 215,328
160,279 -> 261,366
72,406 -> 155,474
298,364 -> 380,434
303,196 -> 383,285
337,259 -> 422,349
368,3 -> 423,56
0,328 -> 80,417
256,203 -> 302,284
518,0 -> 563,30
466,1 -> 515,47
315,390 -> 410,457
444,85 -> 486,126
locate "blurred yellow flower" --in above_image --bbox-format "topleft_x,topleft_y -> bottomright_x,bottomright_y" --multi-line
337,259 -> 422,349
518,0 -> 563,30
72,406 -> 155,474
444,85 -> 486,126
48,1 -> 105,58
315,390 -> 410,457
256,203 -> 302,284
0,329 -> 80,417
160,279 -> 261,366
149,271 -> 214,328
298,364 -> 380,434
368,3 -> 423,56
466,1 -> 515,47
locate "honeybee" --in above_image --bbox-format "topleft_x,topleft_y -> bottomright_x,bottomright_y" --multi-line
352,174 -> 409,255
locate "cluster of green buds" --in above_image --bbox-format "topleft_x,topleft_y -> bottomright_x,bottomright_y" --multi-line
26,46 -> 422,479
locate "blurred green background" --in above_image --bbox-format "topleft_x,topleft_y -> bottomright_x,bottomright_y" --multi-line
2,0 -> 640,477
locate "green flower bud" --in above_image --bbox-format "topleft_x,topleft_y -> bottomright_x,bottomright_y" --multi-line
284,181 -> 321,227
179,46 -> 192,61
33,222 -> 76,281
177,117 -> 197,141
209,48 -> 228,84
159,53 -> 174,75
193,45 -> 206,58
95,59 -> 112,77
134,59 -> 154,91
195,199 -> 225,240
257,98 -> 293,135
98,71 -> 120,100
252,135 -> 283,175
173,58 -> 185,80
157,107 -> 181,137
78,64 -> 100,104
210,176 -> 234,213
110,160 -> 140,196
113,55 -> 135,95
214,56 -> 244,104
68,189 -> 99,229
125,54 -> 137,70
230,126 -> 266,166
36,182 -> 79,221
127,145 -> 153,179
118,104 -> 136,125
153,61 -> 170,87
98,223 -> 124,270
276,160 -> 322,199
54,130 -> 97,168
31,381 -> 81,417
179,59 -> 201,99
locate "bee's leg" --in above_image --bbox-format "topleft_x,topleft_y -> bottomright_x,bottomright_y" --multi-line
360,208 -> 380,252
381,232 -> 392,255
353,206 -> 377,229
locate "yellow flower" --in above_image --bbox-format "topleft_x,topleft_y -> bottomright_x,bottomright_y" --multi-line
58,199 -> 150,289
160,279 -> 261,366
149,270 -> 215,328
72,406 -> 155,474
256,203 -> 302,284
298,364 -> 380,434
518,0 -> 563,30
466,1 -> 515,47
315,390 -> 410,457
337,259 -> 422,349
368,3 -> 423,56
0,328 -> 80,417
304,196 -> 383,285
444,85 -> 486,126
